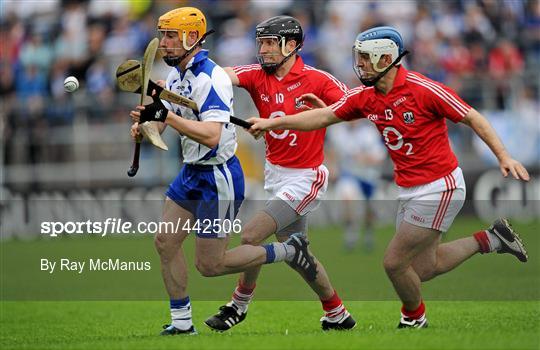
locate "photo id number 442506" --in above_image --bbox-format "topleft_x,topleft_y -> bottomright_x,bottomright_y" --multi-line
180,219 -> 242,235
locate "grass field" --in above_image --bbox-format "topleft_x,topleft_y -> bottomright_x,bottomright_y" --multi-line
1,301 -> 538,350
1,217 -> 539,349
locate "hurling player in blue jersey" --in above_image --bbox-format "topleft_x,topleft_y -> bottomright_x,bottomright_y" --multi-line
129,7 -> 317,335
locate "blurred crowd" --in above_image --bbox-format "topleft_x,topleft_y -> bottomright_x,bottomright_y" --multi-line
1,0 -> 539,170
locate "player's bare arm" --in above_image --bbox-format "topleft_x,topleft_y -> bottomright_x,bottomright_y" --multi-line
248,106 -> 341,132
461,108 -> 530,181
224,67 -> 240,86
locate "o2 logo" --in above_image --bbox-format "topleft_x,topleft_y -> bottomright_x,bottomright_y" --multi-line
382,126 -> 413,155
268,111 -> 297,147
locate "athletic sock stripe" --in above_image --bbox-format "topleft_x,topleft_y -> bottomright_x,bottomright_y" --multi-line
327,309 -> 346,319
326,305 -> 345,318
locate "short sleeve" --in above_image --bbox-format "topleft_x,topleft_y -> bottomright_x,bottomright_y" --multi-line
408,74 -> 471,123
330,87 -> 367,121
232,64 -> 260,95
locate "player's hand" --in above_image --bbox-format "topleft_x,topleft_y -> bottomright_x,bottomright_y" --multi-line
130,90 -> 169,123
155,80 -> 166,88
298,93 -> 327,110
248,117 -> 275,132
499,157 -> 530,181
246,117 -> 270,139
130,122 -> 141,141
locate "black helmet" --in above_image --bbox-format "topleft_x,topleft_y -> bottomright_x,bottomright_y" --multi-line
255,16 -> 304,74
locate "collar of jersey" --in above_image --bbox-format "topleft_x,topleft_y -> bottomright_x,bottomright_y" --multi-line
272,55 -> 304,79
375,65 -> 407,96
393,65 -> 408,88
287,55 -> 304,76
176,50 -> 209,74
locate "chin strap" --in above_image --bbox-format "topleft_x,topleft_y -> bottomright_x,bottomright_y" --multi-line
359,50 -> 409,87
258,42 -> 302,74
163,29 -> 216,67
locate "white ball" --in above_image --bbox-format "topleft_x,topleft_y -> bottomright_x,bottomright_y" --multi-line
64,76 -> 79,92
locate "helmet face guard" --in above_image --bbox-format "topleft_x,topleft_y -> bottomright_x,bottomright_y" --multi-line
158,29 -> 215,67
157,7 -> 213,67
351,26 -> 409,86
256,35 -> 302,74
255,16 -> 304,74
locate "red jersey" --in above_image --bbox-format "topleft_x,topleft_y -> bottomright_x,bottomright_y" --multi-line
331,66 -> 471,187
233,56 -> 347,168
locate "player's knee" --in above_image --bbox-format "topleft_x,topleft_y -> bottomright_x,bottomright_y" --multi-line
383,255 -> 404,276
416,267 -> 437,282
195,259 -> 222,277
240,233 -> 263,246
154,235 -> 178,259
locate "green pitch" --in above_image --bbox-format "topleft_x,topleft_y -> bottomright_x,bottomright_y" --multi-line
1,217 -> 539,349
1,301 -> 538,349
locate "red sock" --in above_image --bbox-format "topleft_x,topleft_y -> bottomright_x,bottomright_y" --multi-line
401,301 -> 425,319
321,290 -> 345,318
236,280 -> 255,295
473,231 -> 490,254
231,280 -> 255,309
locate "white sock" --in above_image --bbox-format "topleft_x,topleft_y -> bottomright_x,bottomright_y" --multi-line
230,286 -> 254,313
171,305 -> 192,330
271,242 -> 295,262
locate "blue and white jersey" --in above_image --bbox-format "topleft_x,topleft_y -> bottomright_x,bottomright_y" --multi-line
328,121 -> 386,182
163,50 -> 237,165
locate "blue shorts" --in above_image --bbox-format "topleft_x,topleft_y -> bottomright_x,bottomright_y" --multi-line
165,156 -> 245,238
341,173 -> 376,199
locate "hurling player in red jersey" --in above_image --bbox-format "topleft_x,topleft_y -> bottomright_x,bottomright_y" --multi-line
248,26 -> 530,328
205,16 -> 356,332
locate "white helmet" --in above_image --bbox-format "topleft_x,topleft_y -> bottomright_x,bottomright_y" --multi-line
352,26 -> 407,86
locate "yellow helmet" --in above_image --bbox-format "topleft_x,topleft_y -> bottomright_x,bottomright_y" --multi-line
158,7 -> 206,50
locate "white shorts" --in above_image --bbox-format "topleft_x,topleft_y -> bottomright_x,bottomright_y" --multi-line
396,167 -> 466,232
264,162 -> 329,216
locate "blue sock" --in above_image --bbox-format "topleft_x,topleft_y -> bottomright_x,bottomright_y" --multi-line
263,244 -> 276,263
170,296 -> 190,309
263,242 -> 291,263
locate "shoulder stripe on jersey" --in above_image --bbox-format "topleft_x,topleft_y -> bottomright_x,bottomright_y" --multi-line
330,87 -> 365,112
233,65 -> 261,75
407,75 -> 470,115
304,65 -> 348,92
232,64 -> 259,72
407,74 -> 470,116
